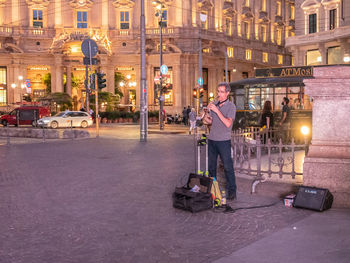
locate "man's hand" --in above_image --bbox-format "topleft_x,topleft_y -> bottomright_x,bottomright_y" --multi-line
208,103 -> 219,114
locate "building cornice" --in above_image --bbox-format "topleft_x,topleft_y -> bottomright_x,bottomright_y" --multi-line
25,0 -> 49,8
112,0 -> 135,9
69,0 -> 94,10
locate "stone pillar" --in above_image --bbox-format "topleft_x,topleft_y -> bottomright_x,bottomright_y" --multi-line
54,0 -> 62,28
173,63 -> 181,112
106,66 -> 114,94
135,65 -> 140,111
66,66 -> 72,96
54,55 -> 63,93
303,66 -> 350,207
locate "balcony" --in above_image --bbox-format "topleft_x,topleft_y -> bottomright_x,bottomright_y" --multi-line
259,11 -> 269,23
274,15 -> 284,26
285,25 -> 350,47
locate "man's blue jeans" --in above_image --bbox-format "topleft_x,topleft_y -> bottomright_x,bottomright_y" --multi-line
208,139 -> 237,196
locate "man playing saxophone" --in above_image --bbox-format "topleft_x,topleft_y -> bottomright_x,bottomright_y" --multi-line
206,82 -> 237,200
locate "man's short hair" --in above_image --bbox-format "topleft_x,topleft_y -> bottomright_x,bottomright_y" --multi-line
218,82 -> 231,92
283,97 -> 290,104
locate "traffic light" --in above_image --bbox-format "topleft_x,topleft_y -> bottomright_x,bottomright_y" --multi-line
193,88 -> 197,97
90,74 -> 95,90
97,72 -> 106,90
199,87 -> 204,98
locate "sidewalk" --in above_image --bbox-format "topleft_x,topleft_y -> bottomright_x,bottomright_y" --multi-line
215,208 -> 350,263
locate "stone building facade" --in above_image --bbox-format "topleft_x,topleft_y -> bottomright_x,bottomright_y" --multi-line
286,0 -> 349,66
0,0 -> 294,113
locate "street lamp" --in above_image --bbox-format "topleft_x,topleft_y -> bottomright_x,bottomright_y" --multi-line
153,0 -> 165,130
197,13 -> 207,115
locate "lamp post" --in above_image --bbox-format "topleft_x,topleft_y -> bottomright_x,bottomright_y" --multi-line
154,0 -> 165,130
140,0 -> 147,141
197,13 -> 207,115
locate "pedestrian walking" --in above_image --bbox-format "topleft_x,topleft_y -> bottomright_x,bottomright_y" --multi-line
188,108 -> 196,135
207,82 -> 237,200
182,107 -> 188,125
186,106 -> 191,126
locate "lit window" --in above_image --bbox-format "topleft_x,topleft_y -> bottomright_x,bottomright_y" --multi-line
261,0 -> 266,11
290,5 -> 295,20
291,56 -> 295,66
202,48 -> 210,53
244,0 -> 250,7
33,9 -> 43,28
329,9 -> 336,30
246,49 -> 252,60
276,28 -> 282,45
309,13 -> 317,34
244,21 -> 250,39
262,52 -> 268,63
225,18 -> 232,35
227,47 -> 234,58
156,44 -> 166,52
77,11 -> 87,28
200,11 -> 208,29
160,9 -> 167,28
278,54 -> 283,64
261,25 -> 267,42
120,11 -> 129,29
277,2 -> 281,16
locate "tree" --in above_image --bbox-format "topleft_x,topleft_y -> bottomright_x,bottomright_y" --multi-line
42,73 -> 51,94
89,91 -> 119,112
38,92 -> 73,112
114,72 -> 124,99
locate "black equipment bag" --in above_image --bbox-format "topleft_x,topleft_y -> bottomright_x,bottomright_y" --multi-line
172,173 -> 213,213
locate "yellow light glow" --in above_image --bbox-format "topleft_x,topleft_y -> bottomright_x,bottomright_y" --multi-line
71,46 -> 81,53
120,82 -> 125,87
126,75 -> 131,79
209,92 -> 214,98
301,126 -> 310,136
18,75 -> 23,81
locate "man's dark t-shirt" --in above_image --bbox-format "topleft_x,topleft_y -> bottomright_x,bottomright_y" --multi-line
282,105 -> 291,123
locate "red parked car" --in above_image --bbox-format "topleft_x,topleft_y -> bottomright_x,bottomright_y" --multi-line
1,106 -> 51,127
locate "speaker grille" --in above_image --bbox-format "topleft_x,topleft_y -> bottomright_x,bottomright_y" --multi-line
294,186 -> 333,211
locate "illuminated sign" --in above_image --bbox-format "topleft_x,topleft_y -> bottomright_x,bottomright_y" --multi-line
255,66 -> 313,78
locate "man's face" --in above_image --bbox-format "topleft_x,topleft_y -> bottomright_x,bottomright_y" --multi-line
217,86 -> 229,101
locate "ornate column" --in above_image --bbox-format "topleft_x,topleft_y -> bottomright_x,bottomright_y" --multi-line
54,0 -> 62,28
135,64 -> 140,111
106,66 -> 114,94
66,66 -> 72,96
172,63 -> 181,112
303,66 -> 350,207
54,55 -> 63,93
11,0 -> 19,26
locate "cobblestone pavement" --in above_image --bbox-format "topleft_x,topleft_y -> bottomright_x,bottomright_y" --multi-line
0,133 -> 313,263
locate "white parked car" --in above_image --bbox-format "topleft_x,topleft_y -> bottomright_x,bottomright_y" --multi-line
37,111 -> 93,129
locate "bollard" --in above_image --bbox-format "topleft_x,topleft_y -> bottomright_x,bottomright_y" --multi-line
42,127 -> 46,143
6,122 -> 10,146
70,120 -> 74,140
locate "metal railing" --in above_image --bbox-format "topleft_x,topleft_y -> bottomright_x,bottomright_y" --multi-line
231,127 -> 308,192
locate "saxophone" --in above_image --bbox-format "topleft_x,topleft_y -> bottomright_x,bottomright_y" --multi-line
200,95 -> 219,126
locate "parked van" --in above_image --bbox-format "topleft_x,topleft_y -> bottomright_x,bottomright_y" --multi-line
1,106 -> 51,127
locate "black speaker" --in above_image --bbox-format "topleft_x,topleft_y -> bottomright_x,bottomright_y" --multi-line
294,186 -> 333,211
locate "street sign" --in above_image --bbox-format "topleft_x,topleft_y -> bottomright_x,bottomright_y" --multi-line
160,64 -> 168,75
83,57 -> 98,65
198,77 -> 203,86
81,39 -> 98,58
25,79 -> 31,88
